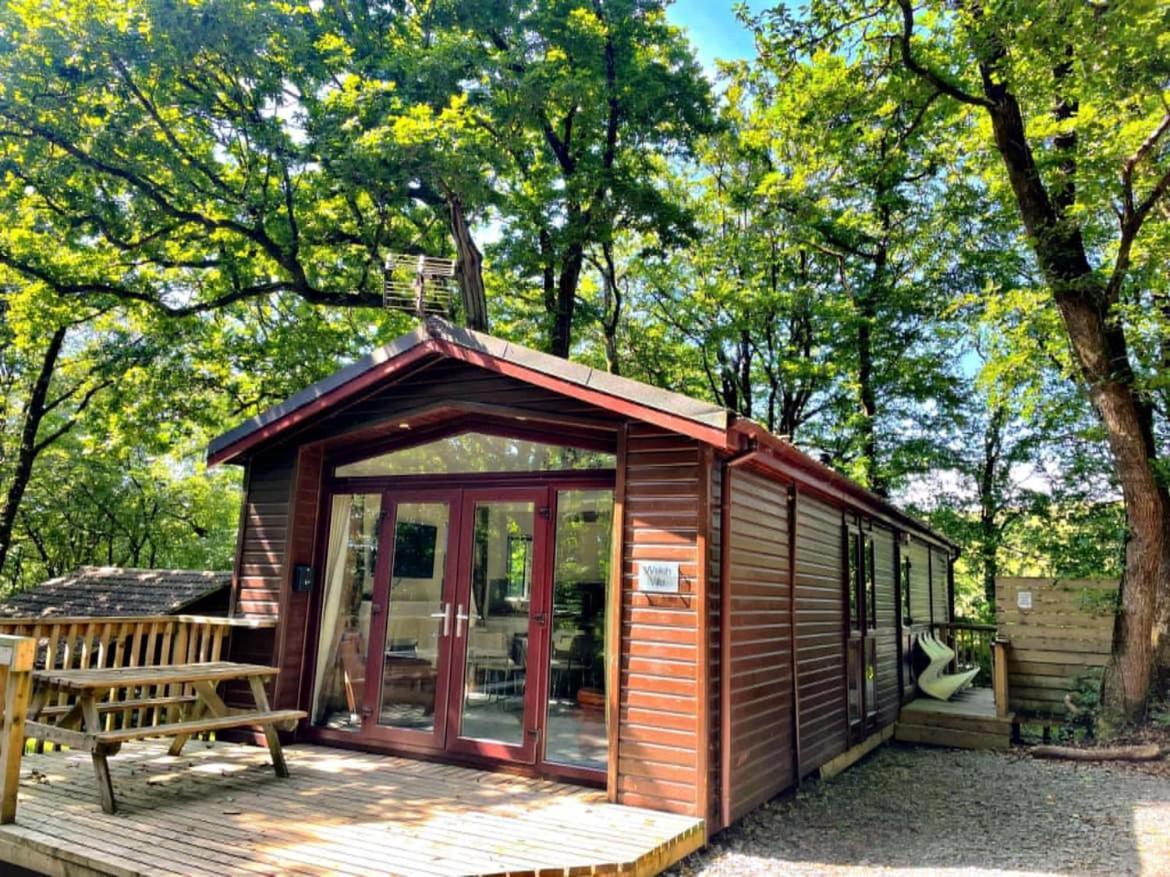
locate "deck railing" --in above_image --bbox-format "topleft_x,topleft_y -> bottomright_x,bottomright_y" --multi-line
932,620 -> 1010,717
0,614 -> 275,825
0,614 -> 275,743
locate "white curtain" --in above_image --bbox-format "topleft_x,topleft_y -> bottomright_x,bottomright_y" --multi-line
311,495 -> 354,723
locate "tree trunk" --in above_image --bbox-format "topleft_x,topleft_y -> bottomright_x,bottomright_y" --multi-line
0,326 -> 68,578
550,240 -> 584,358
979,407 -> 1006,607
599,242 -> 622,375
982,89 -> 1165,719
446,194 -> 488,331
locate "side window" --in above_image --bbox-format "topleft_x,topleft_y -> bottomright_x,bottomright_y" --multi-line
847,530 -> 861,630
864,535 -> 877,630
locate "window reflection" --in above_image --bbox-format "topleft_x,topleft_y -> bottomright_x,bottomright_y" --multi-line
335,432 -> 615,477
545,489 -> 613,770
311,493 -> 381,731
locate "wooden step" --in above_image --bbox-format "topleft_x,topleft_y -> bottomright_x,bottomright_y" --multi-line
897,707 -> 1014,736
895,721 -> 1011,751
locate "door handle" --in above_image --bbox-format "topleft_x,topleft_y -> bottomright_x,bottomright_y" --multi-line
430,602 -> 451,637
455,605 -> 469,638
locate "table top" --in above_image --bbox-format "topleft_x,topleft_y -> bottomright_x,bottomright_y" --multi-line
34,661 -> 279,692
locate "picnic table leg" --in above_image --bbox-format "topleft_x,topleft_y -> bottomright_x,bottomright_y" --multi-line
247,676 -> 289,779
80,694 -> 117,815
91,749 -> 117,815
166,698 -> 207,757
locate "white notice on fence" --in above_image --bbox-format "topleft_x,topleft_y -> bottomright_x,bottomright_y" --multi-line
0,644 -> 11,666
638,561 -> 680,594
1017,590 -> 1033,610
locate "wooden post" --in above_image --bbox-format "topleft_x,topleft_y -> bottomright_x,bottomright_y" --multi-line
992,638 -> 1009,718
0,634 -> 37,824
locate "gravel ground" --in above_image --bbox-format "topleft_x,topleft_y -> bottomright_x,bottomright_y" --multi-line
670,743 -> 1170,876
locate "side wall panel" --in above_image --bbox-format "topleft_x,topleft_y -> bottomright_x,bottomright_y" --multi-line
707,465 -> 722,829
794,492 -> 846,776
725,468 -> 793,822
873,526 -> 900,727
931,548 -> 951,624
272,446 -> 325,710
617,426 -> 702,815
226,449 -> 294,707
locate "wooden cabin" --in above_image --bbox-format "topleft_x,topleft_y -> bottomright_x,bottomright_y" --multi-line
207,320 -> 957,834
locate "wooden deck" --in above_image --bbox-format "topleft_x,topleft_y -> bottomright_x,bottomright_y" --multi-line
0,742 -> 705,877
895,688 -> 1014,750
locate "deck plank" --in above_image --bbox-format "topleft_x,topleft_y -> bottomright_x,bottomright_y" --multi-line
0,741 -> 704,877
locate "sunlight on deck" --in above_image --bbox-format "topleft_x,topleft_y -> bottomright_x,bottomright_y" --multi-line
0,741 -> 704,876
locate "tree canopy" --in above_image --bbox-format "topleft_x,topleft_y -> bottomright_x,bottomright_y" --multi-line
0,0 -> 1164,718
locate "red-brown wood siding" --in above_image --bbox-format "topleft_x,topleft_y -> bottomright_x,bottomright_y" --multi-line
907,540 -> 932,630
235,449 -> 296,619
931,547 -> 951,623
617,426 -> 703,816
707,463 -> 722,830
271,445 -> 324,710
872,526 -> 900,727
723,467 -> 794,822
793,493 -> 847,777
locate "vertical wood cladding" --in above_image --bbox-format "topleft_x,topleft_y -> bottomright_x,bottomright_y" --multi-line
724,468 -> 794,822
617,426 -> 702,816
872,526 -> 900,727
793,492 -> 846,777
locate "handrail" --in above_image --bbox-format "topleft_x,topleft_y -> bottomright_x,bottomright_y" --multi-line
0,614 -> 275,629
931,620 -> 994,688
0,635 -> 35,824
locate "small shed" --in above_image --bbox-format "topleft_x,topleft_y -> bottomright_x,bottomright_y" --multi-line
0,567 -> 232,618
208,319 -> 957,832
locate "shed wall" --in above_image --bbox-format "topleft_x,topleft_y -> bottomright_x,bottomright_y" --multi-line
617,425 -> 704,815
723,467 -> 794,822
872,526 -> 900,727
793,492 -> 847,777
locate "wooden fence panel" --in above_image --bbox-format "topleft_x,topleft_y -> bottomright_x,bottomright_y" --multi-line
995,577 -> 1118,715
0,615 -> 275,743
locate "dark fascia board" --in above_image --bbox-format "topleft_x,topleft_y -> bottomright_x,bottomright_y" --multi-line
207,319 -> 730,465
730,419 -> 960,555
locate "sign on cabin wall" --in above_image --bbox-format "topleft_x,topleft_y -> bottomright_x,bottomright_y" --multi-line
638,561 -> 680,594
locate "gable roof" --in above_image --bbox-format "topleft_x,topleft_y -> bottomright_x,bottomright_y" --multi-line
0,567 -> 231,618
207,319 -> 731,466
206,318 -> 958,553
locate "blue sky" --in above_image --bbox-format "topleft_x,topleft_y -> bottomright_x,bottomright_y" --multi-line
666,1 -> 772,73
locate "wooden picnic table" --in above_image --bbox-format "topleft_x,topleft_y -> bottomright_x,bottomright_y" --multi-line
23,661 -> 305,813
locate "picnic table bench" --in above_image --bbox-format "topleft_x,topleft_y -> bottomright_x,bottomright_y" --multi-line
23,662 -> 305,813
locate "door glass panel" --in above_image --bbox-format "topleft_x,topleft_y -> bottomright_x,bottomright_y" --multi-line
460,501 -> 535,745
378,502 -> 450,731
336,432 -> 615,477
546,489 -> 612,769
311,493 -> 381,732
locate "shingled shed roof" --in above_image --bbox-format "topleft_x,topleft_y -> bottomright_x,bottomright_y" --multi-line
0,567 -> 232,618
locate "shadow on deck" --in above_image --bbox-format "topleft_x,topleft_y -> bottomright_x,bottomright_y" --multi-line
0,741 -> 704,876
895,688 -> 1014,750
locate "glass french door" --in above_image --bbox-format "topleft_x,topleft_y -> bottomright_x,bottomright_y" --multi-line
444,488 -> 550,763
362,490 -> 462,750
349,487 -> 549,763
